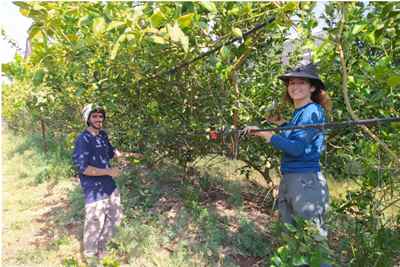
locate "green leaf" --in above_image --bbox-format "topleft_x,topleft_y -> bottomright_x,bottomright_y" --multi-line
220,46 -> 231,60
75,86 -> 86,96
78,15 -> 92,27
167,23 -> 189,52
387,75 -> 400,87
277,246 -> 286,255
199,21 -> 208,30
283,2 -> 298,12
107,21 -> 126,32
375,66 -> 387,80
150,35 -> 168,44
150,10 -> 166,28
66,34 -> 79,42
177,13 -> 195,29
180,34 -> 189,53
366,31 -> 376,44
375,23 -> 384,30
110,43 -> 120,60
33,69 -> 45,86
352,24 -> 365,35
199,2 -> 218,13
228,6 -> 240,16
32,3 -> 45,12
284,223 -> 297,233
348,75 -> 355,85
19,7 -> 31,17
271,255 -> 283,266
125,33 -> 135,41
1,63 -> 12,76
93,17 -> 106,35
13,2 -> 31,9
110,34 -> 126,60
232,28 -> 243,38
167,23 -> 180,43
293,256 -> 308,266
28,25 -> 41,40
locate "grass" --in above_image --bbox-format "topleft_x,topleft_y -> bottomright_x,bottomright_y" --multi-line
108,163 -> 274,266
2,128 -> 399,266
2,129 -> 276,266
2,130 -> 83,266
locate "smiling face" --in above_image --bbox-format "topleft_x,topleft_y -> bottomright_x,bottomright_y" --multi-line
287,77 -> 316,104
88,111 -> 104,130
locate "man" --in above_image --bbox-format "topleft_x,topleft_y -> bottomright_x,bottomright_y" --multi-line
72,103 -> 139,261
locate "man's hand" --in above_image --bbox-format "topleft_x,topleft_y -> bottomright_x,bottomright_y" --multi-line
114,149 -> 123,158
115,149 -> 144,159
129,152 -> 144,159
83,165 -> 122,177
108,167 -> 121,178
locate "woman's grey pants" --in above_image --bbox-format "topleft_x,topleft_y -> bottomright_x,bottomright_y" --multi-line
278,172 -> 329,236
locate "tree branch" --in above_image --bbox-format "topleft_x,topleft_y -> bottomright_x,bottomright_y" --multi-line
336,4 -> 399,165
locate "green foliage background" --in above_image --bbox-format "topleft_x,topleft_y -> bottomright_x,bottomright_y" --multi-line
2,2 -> 400,266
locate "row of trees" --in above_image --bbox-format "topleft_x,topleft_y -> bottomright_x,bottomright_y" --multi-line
3,1 -> 399,179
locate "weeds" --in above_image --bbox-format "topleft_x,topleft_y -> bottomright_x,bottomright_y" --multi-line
232,217 -> 271,258
270,218 -> 334,267
108,223 -> 158,263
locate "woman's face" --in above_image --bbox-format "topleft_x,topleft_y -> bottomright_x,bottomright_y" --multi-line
287,77 -> 315,102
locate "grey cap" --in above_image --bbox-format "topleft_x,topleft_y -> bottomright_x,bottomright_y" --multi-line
278,63 -> 325,90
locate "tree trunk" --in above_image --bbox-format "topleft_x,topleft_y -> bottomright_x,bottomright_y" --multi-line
40,118 -> 48,154
229,47 -> 253,159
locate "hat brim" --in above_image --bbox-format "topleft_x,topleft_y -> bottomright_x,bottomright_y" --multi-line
278,72 -> 325,90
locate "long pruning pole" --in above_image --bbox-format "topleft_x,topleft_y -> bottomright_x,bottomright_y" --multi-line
250,117 -> 400,132
204,117 -> 400,159
205,117 -> 400,141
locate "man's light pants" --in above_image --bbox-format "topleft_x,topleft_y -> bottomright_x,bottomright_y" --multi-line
83,189 -> 123,257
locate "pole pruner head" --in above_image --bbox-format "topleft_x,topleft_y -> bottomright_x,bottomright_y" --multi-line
209,129 -> 219,141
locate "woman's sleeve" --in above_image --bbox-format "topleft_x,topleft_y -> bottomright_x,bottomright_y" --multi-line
270,133 -> 307,156
270,109 -> 323,157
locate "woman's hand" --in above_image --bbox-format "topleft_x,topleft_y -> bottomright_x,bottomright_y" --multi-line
242,126 -> 274,143
265,114 -> 286,126
257,131 -> 274,142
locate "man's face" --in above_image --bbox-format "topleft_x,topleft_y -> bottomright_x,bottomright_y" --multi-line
88,111 -> 104,130
287,77 -> 315,102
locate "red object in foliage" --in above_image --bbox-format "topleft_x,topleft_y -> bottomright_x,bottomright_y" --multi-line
210,130 -> 218,140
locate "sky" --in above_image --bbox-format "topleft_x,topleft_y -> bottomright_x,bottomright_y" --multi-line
0,1 -> 32,64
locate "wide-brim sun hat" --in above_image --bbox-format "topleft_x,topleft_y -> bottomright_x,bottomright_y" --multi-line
278,63 -> 325,90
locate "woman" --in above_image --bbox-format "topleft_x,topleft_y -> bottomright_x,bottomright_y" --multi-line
244,63 -> 331,237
